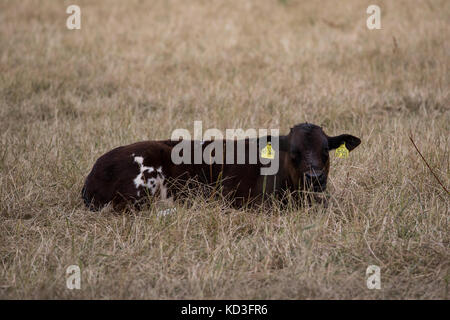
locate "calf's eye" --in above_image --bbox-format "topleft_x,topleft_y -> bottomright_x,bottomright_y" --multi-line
322,148 -> 329,160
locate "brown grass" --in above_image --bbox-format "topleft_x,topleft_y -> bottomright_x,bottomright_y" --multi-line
0,0 -> 449,299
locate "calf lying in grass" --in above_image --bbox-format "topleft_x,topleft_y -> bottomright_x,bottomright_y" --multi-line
82,123 -> 361,211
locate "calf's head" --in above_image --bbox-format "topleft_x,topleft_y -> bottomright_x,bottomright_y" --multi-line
280,123 -> 361,192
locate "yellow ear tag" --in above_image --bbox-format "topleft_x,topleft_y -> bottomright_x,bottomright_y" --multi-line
261,142 -> 275,159
335,142 -> 349,158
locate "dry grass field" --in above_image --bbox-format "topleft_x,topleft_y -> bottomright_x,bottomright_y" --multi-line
0,0 -> 449,299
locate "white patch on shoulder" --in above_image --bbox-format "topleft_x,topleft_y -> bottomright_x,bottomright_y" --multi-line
134,156 -> 144,166
133,156 -> 168,199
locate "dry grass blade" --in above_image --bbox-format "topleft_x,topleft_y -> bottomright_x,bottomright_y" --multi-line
409,134 -> 449,196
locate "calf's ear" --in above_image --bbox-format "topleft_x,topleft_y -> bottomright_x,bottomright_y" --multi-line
328,134 -> 361,151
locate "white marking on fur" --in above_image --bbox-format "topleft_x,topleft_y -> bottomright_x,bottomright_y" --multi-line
133,157 -> 167,199
133,156 -> 155,189
134,156 -> 144,165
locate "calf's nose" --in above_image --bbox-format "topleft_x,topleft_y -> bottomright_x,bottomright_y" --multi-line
304,171 -> 327,188
305,172 -> 324,181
